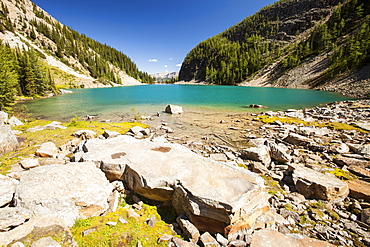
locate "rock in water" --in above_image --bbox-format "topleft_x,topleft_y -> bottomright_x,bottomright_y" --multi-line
15,162 -> 113,226
0,126 -> 18,155
81,135 -> 268,233
292,165 -> 349,202
165,104 -> 183,114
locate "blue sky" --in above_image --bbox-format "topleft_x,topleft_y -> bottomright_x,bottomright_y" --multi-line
32,0 -> 277,74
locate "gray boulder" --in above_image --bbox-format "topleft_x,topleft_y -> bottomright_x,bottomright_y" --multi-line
15,162 -> 113,226
0,126 -> 18,155
81,135 -> 268,233
292,165 -> 349,202
165,104 -> 184,114
0,174 -> 18,207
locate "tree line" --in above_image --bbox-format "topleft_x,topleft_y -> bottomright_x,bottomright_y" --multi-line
0,42 -> 56,112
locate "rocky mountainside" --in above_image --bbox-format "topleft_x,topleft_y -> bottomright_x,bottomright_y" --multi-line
151,71 -> 179,79
179,0 -> 370,98
0,0 -> 153,89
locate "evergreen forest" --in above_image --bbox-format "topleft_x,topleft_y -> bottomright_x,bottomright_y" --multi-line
179,0 -> 370,85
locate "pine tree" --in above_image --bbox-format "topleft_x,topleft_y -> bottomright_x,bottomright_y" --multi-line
0,43 -> 18,111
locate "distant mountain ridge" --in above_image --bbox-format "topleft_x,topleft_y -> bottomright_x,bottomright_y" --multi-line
150,71 -> 179,80
0,0 -> 154,89
179,0 -> 370,98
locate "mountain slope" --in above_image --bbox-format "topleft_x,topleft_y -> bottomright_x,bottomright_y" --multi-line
179,0 -> 370,98
0,0 -> 154,89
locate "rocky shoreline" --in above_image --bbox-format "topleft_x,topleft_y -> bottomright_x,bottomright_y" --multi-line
0,100 -> 369,246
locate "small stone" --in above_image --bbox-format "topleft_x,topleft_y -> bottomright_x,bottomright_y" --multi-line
216,233 -> 229,246
157,234 -> 173,244
118,217 -> 128,224
199,232 -> 220,247
19,158 -> 39,169
35,142 -> 58,158
82,227 -> 97,236
146,215 -> 157,228
106,221 -> 117,226
127,208 -> 140,221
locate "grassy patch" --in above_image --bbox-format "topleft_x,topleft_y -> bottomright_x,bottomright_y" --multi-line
260,175 -> 285,196
256,116 -> 368,133
0,119 -> 148,175
325,168 -> 357,180
71,201 -> 178,247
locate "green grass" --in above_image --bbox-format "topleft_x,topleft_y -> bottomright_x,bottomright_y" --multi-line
71,202 -> 178,247
0,118 -> 148,175
256,115 -> 368,133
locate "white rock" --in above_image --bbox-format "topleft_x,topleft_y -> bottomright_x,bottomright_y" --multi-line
35,142 -> 58,158
0,174 -> 18,207
19,158 -> 40,169
165,104 -> 183,114
15,162 -> 113,226
0,126 -> 18,154
8,116 -> 23,127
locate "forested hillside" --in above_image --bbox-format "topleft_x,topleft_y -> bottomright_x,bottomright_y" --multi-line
0,0 -> 154,111
179,0 -> 370,97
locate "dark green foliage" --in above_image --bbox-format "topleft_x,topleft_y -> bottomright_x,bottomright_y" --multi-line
17,49 -> 57,97
180,0 -> 370,85
29,19 -> 154,84
0,41 -> 57,111
0,42 -> 18,111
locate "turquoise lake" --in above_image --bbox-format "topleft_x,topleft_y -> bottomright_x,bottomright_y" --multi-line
19,84 -> 353,121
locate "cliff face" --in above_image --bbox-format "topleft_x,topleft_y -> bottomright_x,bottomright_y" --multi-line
0,0 -> 152,88
179,0 -> 370,98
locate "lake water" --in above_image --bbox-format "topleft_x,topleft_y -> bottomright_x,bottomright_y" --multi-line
19,84 -> 352,121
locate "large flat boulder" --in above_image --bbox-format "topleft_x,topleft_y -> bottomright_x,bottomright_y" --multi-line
0,126 -> 18,155
15,162 -> 113,226
292,165 -> 349,202
81,135 -> 267,233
